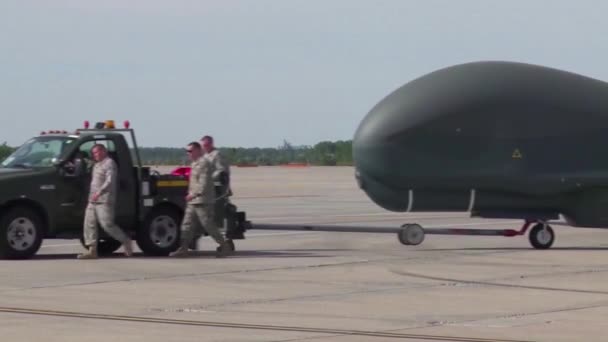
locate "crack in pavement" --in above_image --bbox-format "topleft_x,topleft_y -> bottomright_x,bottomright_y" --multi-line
266,302 -> 608,342
0,258 -> 405,294
0,247 -> 525,294
389,269 -> 608,295
403,300 -> 608,330
148,265 -> 608,317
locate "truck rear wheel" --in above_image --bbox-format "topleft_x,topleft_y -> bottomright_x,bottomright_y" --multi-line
0,206 -> 44,259
137,206 -> 181,256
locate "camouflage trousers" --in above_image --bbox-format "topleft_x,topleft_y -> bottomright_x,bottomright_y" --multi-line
83,202 -> 130,247
180,203 -> 225,247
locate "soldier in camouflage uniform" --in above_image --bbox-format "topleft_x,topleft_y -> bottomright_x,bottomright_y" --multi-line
201,135 -> 232,197
77,144 -> 133,259
170,142 -> 232,258
188,135 -> 233,251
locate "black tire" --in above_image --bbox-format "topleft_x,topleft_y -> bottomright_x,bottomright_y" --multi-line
0,206 -> 45,259
136,206 -> 181,256
398,223 -> 425,245
217,239 -> 235,252
529,223 -> 555,249
79,237 -> 123,256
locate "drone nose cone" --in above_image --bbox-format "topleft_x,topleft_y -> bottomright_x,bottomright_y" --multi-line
353,60 -> 534,184
352,86 -> 422,212
354,60 -> 608,215
352,61 -> 500,209
353,76 -> 429,186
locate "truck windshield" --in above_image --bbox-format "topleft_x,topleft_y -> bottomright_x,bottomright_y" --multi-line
1,136 -> 76,168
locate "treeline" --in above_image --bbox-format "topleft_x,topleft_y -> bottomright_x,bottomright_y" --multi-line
0,143 -> 13,162
138,140 -> 353,166
0,140 -> 354,166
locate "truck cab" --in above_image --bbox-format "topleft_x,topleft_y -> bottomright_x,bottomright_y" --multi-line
0,120 -> 248,259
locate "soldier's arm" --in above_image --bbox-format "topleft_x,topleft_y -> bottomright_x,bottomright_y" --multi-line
97,161 -> 116,195
213,153 -> 230,185
200,159 -> 215,195
216,153 -> 228,172
189,162 -> 205,198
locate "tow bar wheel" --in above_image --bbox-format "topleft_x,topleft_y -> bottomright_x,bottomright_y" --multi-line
529,222 -> 554,249
398,223 -> 425,245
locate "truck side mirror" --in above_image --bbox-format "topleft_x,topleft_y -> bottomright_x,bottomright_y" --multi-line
61,159 -> 85,178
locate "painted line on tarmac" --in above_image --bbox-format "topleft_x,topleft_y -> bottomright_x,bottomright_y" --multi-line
0,306 -> 533,342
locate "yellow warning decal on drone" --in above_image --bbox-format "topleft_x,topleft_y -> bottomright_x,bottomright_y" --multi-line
512,148 -> 522,159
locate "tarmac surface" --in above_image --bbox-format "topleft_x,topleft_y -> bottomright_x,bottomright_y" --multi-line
2,166 -> 608,341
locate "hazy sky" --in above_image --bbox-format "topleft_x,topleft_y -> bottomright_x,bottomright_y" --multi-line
2,0 -> 607,148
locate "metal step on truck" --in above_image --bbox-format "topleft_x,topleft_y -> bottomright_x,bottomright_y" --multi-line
0,120 -> 248,259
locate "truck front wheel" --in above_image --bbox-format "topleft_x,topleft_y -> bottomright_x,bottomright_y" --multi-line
136,206 -> 181,256
0,206 -> 44,259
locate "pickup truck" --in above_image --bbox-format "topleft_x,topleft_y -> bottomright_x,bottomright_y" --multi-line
0,120 -> 247,259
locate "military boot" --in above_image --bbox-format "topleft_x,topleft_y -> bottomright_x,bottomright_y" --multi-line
123,240 -> 133,257
169,245 -> 189,257
215,241 -> 233,258
77,245 -> 98,259
188,238 -> 198,251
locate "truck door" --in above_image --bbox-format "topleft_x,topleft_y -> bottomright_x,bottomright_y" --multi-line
54,141 -> 93,232
105,138 -> 138,230
55,138 -> 137,234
